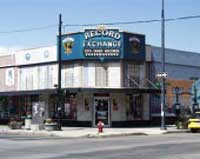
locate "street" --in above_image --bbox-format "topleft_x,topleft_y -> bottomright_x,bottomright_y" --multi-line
0,133 -> 200,159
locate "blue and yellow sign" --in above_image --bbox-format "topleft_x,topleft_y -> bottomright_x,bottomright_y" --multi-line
60,27 -> 145,61
83,28 -> 121,57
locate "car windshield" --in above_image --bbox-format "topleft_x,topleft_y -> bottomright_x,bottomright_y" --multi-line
193,113 -> 200,118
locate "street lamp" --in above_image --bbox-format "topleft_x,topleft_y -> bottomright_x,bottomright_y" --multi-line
193,86 -> 198,113
160,0 -> 167,130
54,84 -> 61,130
174,87 -> 181,116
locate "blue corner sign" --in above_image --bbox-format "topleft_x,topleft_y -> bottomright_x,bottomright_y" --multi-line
83,28 -> 121,58
60,27 -> 145,61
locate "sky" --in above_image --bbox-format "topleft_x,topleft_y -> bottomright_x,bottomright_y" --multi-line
0,0 -> 200,54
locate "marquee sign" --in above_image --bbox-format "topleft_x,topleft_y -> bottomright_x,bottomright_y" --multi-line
61,28 -> 145,61
83,29 -> 121,57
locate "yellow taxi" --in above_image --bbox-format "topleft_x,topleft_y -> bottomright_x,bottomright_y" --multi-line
188,112 -> 200,133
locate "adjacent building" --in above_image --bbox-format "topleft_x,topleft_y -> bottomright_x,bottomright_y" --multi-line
147,46 -> 200,123
0,46 -> 58,124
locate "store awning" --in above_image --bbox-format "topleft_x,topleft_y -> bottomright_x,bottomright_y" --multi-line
0,87 -> 161,97
0,89 -> 57,96
64,87 -> 161,94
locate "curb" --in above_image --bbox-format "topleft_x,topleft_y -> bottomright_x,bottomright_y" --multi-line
0,130 -> 149,138
163,130 -> 189,134
0,130 -> 57,137
87,132 -> 148,138
0,129 -> 190,139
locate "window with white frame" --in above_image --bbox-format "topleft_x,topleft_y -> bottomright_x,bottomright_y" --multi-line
39,66 -> 48,89
82,63 -> 89,87
64,65 -> 74,87
95,63 -> 108,87
127,63 -> 140,87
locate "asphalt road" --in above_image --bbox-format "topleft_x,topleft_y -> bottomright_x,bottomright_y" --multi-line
0,133 -> 200,159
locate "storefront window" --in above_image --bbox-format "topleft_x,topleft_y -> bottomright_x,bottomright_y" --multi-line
65,65 -> 74,87
49,95 -> 58,118
126,94 -> 143,120
64,93 -> 77,120
151,94 -> 161,114
0,97 -> 9,119
126,63 -> 140,87
0,97 -> 19,119
95,64 -> 108,87
48,92 -> 78,120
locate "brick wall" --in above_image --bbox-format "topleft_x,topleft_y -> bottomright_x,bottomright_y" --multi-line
166,79 -> 194,111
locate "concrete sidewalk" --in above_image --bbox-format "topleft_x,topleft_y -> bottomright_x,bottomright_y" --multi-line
0,125 -> 188,138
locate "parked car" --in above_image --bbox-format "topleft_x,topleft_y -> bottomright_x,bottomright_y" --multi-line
188,112 -> 200,133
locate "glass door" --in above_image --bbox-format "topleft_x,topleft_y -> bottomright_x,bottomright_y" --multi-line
93,97 -> 110,127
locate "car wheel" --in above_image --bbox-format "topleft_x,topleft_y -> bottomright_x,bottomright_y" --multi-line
191,128 -> 198,133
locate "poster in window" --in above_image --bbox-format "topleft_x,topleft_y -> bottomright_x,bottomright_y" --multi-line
112,99 -> 118,111
84,97 -> 90,111
65,94 -> 77,119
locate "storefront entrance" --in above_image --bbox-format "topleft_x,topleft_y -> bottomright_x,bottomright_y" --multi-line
93,97 -> 110,127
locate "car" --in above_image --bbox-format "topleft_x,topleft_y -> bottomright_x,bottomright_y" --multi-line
188,112 -> 200,133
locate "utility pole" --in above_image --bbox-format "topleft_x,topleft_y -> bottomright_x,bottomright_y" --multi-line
57,13 -> 62,129
161,0 -> 167,130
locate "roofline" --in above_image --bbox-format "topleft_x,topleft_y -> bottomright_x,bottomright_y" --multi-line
61,30 -> 145,36
61,31 -> 82,36
147,44 -> 200,55
166,78 -> 195,82
15,44 -> 56,52
122,31 -> 145,36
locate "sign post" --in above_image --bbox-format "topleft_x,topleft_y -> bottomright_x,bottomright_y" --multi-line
156,72 -> 168,78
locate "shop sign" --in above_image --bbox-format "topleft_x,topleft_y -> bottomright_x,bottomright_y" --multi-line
83,28 -> 121,57
61,28 -> 145,61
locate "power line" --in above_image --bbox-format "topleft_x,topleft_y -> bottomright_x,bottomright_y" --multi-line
64,19 -> 161,27
0,24 -> 57,34
166,15 -> 200,21
0,14 -> 200,34
64,15 -> 200,27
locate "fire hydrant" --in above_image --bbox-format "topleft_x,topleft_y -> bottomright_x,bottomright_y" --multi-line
97,121 -> 104,133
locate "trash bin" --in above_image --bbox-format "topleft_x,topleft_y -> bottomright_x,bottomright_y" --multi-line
25,115 -> 32,130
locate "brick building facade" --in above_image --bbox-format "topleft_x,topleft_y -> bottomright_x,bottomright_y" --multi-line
166,79 -> 194,113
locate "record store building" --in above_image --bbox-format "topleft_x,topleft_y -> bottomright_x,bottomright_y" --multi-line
0,27 -> 161,127
58,28 -> 160,127
3,27 -> 200,127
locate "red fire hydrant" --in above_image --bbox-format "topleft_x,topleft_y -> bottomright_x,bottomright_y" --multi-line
97,121 -> 104,133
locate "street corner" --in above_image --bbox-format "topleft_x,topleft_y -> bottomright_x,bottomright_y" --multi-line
0,126 -> 55,137
163,129 -> 190,135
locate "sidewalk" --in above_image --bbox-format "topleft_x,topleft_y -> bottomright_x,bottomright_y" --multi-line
0,125 -> 188,138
